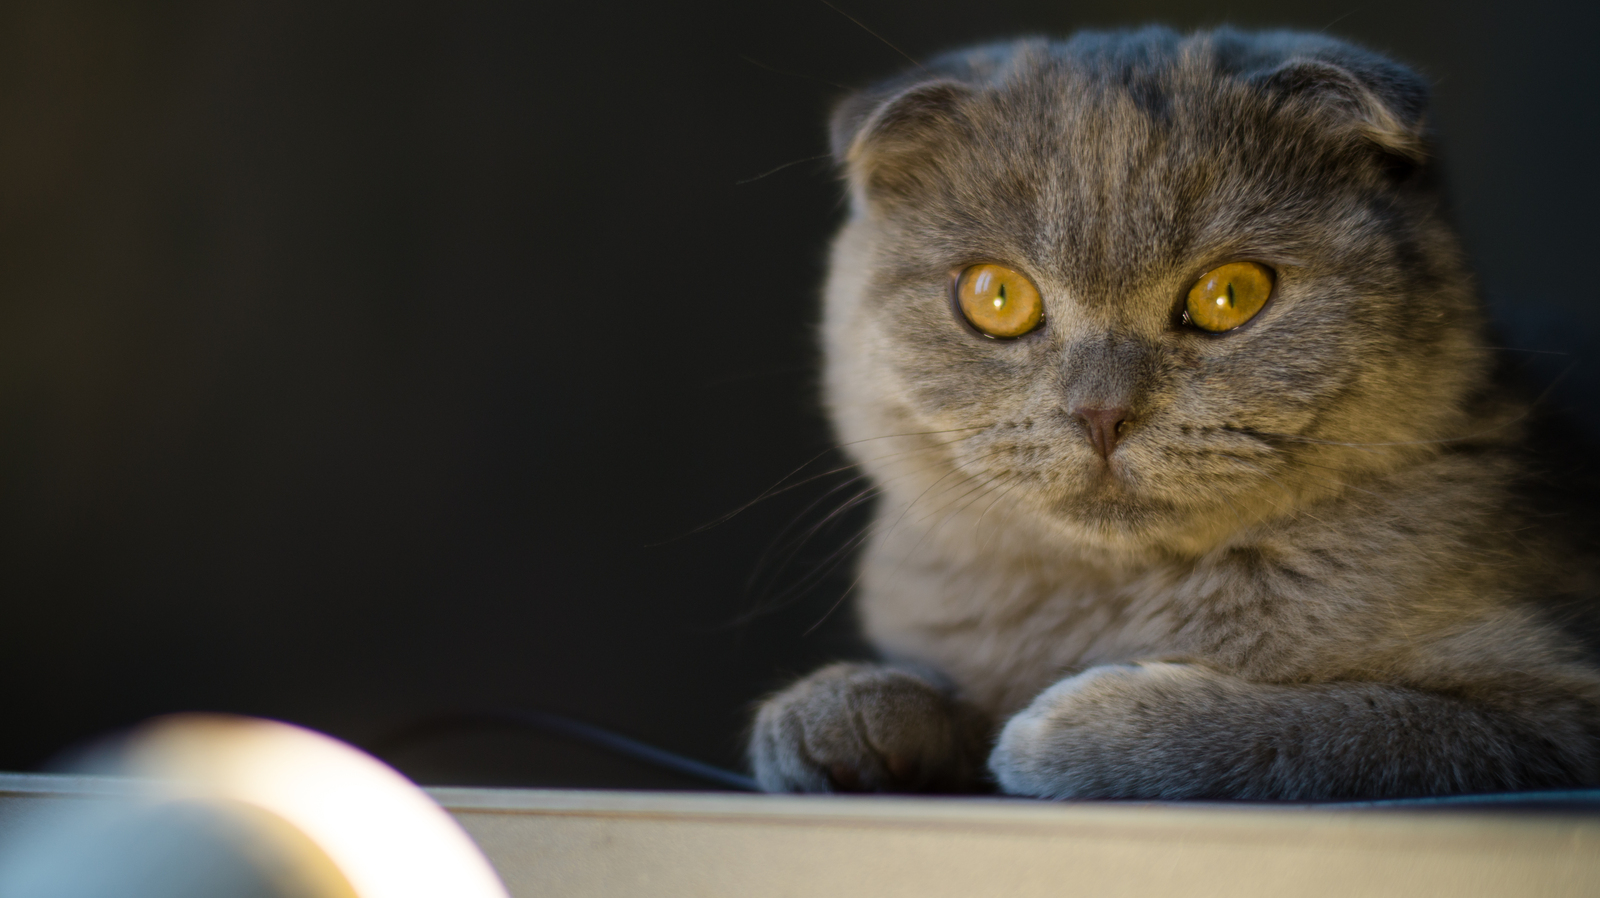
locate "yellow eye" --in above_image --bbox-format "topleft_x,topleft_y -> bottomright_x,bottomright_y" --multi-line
1185,262 -> 1274,333
954,263 -> 1043,338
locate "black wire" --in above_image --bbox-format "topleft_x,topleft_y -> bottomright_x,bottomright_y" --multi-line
371,715 -> 1600,804
1320,789 -> 1600,809
370,709 -> 762,792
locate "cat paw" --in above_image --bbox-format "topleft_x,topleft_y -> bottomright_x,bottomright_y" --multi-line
749,663 -> 985,793
988,662 -> 1204,799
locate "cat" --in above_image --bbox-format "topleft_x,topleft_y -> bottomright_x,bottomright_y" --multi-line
748,27 -> 1600,800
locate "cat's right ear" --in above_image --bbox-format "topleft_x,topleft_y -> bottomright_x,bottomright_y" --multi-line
829,80 -> 973,204
1251,56 -> 1431,166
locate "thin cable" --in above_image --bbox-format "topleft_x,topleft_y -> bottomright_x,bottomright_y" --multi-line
371,710 -> 761,792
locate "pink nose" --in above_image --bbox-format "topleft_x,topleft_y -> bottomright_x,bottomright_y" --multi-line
1072,406 -> 1130,459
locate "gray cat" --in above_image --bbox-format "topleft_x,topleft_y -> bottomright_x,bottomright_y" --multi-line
748,27 -> 1600,800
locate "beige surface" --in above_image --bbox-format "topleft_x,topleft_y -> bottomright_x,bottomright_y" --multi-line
3,774 -> 1598,897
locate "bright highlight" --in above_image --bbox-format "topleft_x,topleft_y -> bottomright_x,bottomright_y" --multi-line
125,715 -> 509,898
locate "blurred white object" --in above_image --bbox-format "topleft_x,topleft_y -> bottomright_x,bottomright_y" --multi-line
0,715 -> 509,898
5,770 -> 1600,898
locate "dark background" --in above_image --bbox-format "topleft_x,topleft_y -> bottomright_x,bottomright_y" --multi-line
1,0 -> 1596,788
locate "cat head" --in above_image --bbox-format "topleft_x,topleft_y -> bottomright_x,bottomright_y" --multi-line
821,28 -> 1497,558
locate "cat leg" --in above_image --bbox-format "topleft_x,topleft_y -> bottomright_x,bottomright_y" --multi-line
989,662 -> 1600,800
749,662 -> 990,793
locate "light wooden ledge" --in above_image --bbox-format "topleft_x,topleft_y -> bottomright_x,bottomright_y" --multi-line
2,773 -> 1598,897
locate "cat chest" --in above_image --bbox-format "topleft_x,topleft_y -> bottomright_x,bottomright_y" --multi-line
858,561 -> 1188,716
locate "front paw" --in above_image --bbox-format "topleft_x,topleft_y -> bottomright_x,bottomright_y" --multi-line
989,662 -> 1205,799
749,663 -> 985,793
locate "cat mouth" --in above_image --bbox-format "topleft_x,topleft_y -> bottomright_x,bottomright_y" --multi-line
1053,453 -> 1185,519
1084,460 -> 1136,498
1096,451 -> 1130,477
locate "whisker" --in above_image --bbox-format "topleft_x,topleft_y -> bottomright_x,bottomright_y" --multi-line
746,437 -> 967,510
1249,427 -> 1503,450
798,448 -> 1016,635
745,474 -> 872,590
736,153 -> 833,186
737,54 -> 850,90
910,474 -> 997,528
1486,346 -> 1572,356
815,0 -> 926,74
936,472 -> 1016,546
965,471 -> 1028,560
738,440 -> 994,621
973,473 -> 1023,549
797,531 -> 874,636
1246,358 -> 1579,451
735,495 -> 880,626
895,471 -> 1012,578
655,425 -> 987,545
836,425 -> 991,452
871,445 -> 1014,541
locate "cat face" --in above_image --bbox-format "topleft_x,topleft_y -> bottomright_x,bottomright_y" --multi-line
823,30 -> 1494,555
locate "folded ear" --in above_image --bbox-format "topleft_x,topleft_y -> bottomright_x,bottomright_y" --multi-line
829,79 -> 974,202
1253,57 -> 1430,164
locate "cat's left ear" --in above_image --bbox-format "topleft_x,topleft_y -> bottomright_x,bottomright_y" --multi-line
829,79 -> 975,203
1253,57 -> 1430,164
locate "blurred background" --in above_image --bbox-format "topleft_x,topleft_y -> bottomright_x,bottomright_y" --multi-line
0,0 -> 1595,788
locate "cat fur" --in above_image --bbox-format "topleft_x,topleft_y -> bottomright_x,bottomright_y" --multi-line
748,27 -> 1600,800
